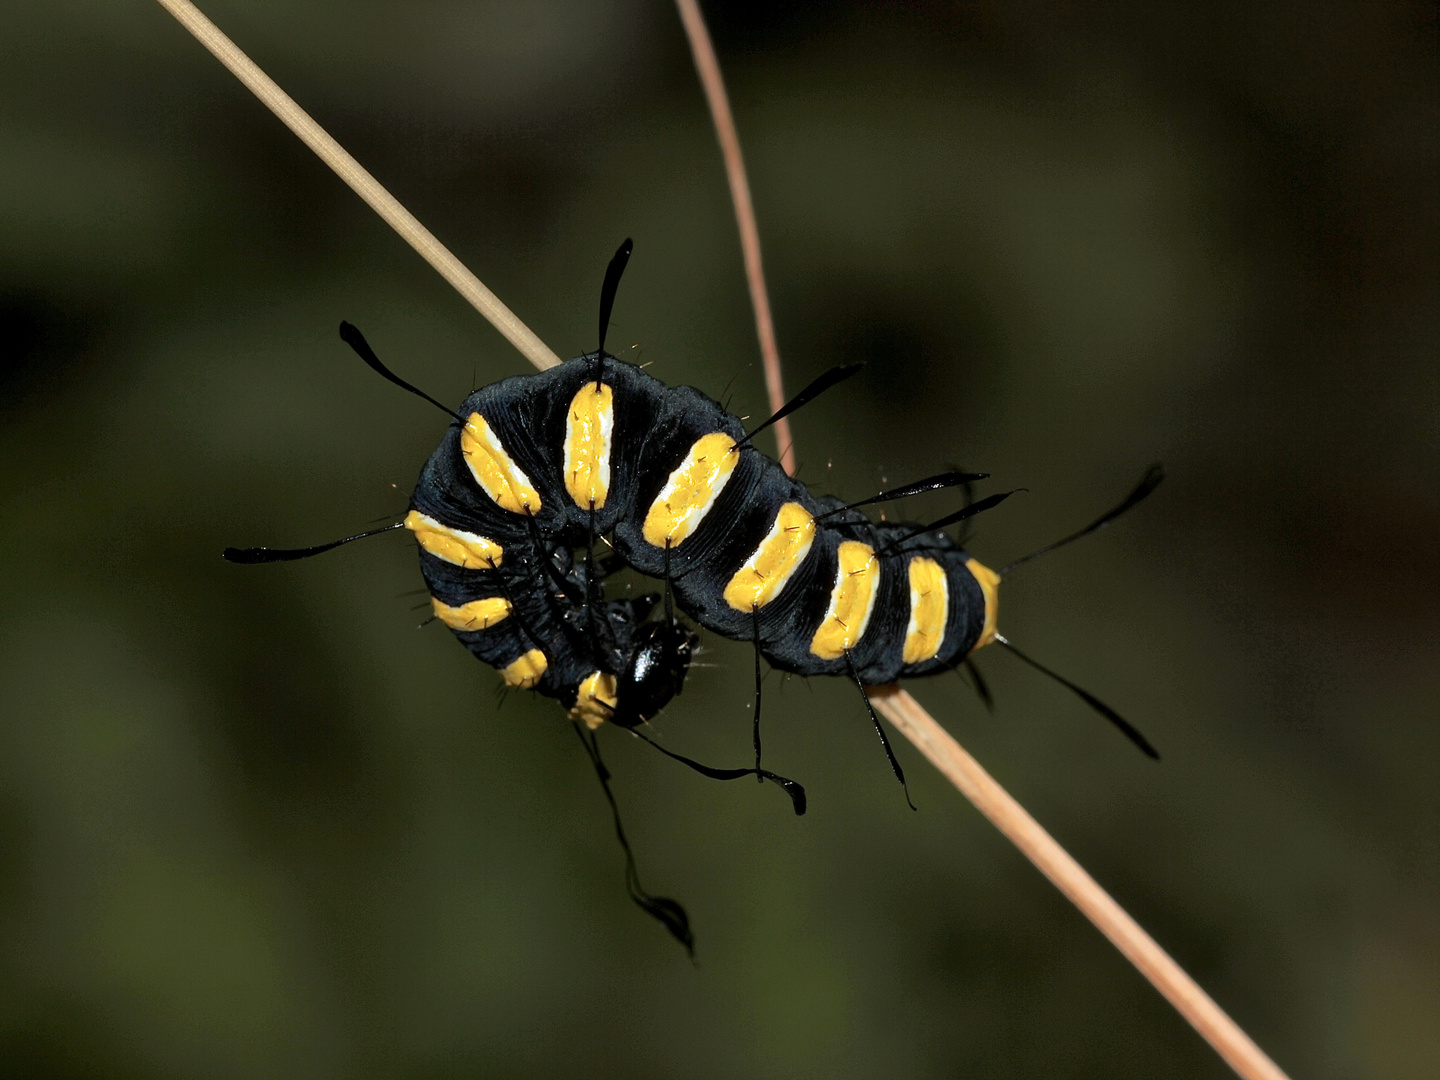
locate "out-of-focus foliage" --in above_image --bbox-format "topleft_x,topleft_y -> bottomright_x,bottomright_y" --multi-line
1,2 -> 1435,1078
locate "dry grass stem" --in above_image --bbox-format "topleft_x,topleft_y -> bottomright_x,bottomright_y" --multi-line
155,2 -> 1292,1078
870,688 -> 1291,1080
674,0 -> 795,476
151,0 -> 561,372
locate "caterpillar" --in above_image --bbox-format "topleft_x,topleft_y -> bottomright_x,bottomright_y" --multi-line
227,241 -> 1161,953
404,339 -> 1003,726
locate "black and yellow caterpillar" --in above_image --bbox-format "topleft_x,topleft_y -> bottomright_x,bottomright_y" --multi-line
405,350 -> 1003,731
227,244 -> 1160,954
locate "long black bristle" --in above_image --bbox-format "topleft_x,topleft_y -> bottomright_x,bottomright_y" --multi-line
598,238 -> 634,357
844,653 -> 916,810
339,321 -> 462,423
994,635 -> 1160,760
1001,464 -> 1164,577
738,363 -> 864,449
630,728 -> 807,816
877,491 -> 1017,556
223,521 -> 404,564
573,723 -> 695,957
817,470 -> 991,520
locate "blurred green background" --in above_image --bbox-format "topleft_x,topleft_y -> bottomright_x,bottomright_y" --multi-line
1,2 -> 1436,1077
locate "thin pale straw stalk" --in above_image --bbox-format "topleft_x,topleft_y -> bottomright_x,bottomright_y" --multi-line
674,0 -> 795,475
871,687 -> 1290,1080
153,3 -> 1290,1079
149,0 -> 560,372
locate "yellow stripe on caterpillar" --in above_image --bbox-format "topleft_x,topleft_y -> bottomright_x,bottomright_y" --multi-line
404,510 -> 503,568
642,432 -> 739,548
570,670 -> 618,729
809,541 -> 879,660
965,558 -> 1001,655
501,649 -> 548,690
461,411 -> 541,514
430,595 -> 512,632
902,556 -> 948,664
563,381 -> 614,509
723,501 -> 816,611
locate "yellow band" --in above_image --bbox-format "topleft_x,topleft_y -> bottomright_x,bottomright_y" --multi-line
809,541 -> 879,659
404,510 -> 502,569
461,411 -> 541,515
723,501 -> 816,611
501,649 -> 548,689
570,671 -> 618,729
430,595 -> 511,632
563,381 -> 614,510
642,432 -> 739,548
965,558 -> 1001,655
902,556 -> 948,664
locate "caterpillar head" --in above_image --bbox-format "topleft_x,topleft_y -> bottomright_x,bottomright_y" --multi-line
609,621 -> 699,729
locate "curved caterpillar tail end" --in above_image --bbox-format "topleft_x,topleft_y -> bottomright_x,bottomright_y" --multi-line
994,635 -> 1161,761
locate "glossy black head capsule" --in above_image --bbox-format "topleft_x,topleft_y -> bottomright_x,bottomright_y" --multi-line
608,622 -> 699,728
